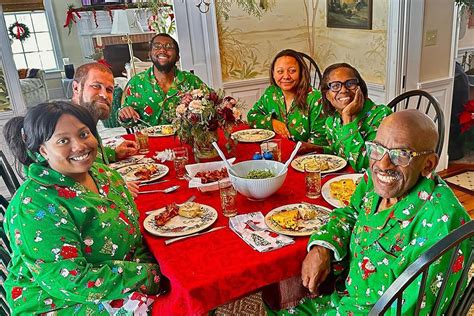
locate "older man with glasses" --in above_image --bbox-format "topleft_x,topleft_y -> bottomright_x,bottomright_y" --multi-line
119,33 -> 209,126
267,110 -> 471,315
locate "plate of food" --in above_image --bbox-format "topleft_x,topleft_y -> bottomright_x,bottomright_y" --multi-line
186,158 -> 236,192
291,154 -> 347,173
264,203 -> 331,236
143,202 -> 218,237
231,129 -> 275,143
144,125 -> 175,137
109,155 -> 145,169
322,174 -> 363,208
116,162 -> 169,183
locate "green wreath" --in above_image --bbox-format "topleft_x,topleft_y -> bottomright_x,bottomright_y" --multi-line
8,22 -> 30,42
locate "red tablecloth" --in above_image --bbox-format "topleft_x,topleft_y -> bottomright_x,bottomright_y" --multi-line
127,129 -> 349,315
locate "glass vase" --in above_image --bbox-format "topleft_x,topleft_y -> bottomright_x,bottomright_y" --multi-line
193,130 -> 218,161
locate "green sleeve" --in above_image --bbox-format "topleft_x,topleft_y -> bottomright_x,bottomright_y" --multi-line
307,92 -> 328,146
307,175 -> 368,260
103,146 -> 117,163
10,192 -> 162,303
246,87 -> 277,130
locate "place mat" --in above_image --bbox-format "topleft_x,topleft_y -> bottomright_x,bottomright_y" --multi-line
445,171 -> 474,193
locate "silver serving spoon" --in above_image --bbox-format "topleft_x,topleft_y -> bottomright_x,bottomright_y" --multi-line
276,141 -> 302,176
139,185 -> 180,194
212,142 -> 238,176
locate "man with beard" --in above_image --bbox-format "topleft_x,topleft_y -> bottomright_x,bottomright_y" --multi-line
267,110 -> 471,315
72,62 -> 138,164
119,33 -> 208,126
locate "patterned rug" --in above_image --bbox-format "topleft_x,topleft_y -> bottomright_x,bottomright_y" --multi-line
214,292 -> 267,316
445,170 -> 474,193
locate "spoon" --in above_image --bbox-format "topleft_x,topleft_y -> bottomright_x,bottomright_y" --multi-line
277,141 -> 302,176
212,142 -> 238,176
139,185 -> 180,194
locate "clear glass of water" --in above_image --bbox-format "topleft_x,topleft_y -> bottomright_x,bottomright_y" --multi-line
218,179 -> 238,217
305,163 -> 321,199
172,147 -> 189,180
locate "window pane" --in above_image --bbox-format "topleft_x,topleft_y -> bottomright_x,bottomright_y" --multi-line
22,34 -> 38,53
16,14 -> 32,30
31,12 -> 48,32
40,51 -> 57,70
25,52 -> 41,69
11,39 -> 23,54
4,14 -> 16,28
36,32 -> 53,51
13,54 -> 27,69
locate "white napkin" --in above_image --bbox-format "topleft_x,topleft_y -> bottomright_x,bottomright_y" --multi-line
229,212 -> 294,252
186,158 -> 236,191
154,149 -> 174,162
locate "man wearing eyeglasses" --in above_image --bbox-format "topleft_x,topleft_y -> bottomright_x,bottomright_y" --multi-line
118,33 -> 208,126
268,110 -> 470,315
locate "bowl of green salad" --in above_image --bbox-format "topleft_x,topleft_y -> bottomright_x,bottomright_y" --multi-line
228,160 -> 287,200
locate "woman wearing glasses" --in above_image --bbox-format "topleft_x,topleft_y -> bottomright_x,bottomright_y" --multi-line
320,63 -> 392,172
247,49 -> 327,145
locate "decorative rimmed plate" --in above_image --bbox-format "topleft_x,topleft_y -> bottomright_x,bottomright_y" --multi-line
291,154 -> 347,173
143,204 -> 218,237
144,125 -> 176,137
109,155 -> 145,169
322,174 -> 364,208
231,129 -> 275,143
264,203 -> 331,236
116,162 -> 169,183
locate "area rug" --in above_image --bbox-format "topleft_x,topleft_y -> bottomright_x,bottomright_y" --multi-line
445,170 -> 474,193
214,292 -> 266,316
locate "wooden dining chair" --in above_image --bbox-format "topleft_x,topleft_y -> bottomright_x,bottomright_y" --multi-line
369,220 -> 474,316
386,90 -> 445,156
298,52 -> 323,89
0,151 -> 20,197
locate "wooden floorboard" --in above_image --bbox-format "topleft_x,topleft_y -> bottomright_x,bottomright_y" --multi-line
438,163 -> 474,219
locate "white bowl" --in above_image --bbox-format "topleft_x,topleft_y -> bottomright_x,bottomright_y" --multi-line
228,160 -> 288,201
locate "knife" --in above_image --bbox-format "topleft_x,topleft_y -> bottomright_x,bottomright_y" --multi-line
165,226 -> 226,245
139,179 -> 170,187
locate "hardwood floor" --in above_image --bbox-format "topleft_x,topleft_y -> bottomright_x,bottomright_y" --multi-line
438,163 -> 474,219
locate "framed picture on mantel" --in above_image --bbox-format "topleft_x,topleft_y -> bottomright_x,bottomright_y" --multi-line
327,0 -> 373,30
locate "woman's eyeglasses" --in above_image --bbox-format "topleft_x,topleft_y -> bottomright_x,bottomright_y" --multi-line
365,141 -> 433,167
327,78 -> 359,92
150,42 -> 175,51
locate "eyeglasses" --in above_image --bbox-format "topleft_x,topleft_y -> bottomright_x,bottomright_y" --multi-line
327,78 -> 359,92
150,42 -> 175,51
365,141 -> 434,167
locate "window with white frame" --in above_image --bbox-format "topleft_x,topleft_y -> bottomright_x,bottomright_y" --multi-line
4,11 -> 58,71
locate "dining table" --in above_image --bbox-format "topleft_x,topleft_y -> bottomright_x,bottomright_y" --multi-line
120,126 -> 353,316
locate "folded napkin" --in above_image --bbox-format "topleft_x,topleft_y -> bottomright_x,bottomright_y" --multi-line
154,149 -> 174,162
229,212 -> 294,252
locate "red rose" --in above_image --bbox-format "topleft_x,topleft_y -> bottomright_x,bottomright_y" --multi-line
222,107 -> 235,123
209,91 -> 219,103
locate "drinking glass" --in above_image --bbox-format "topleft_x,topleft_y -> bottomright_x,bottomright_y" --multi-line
135,129 -> 149,154
172,147 -> 189,180
218,179 -> 238,217
261,139 -> 282,162
305,163 -> 321,199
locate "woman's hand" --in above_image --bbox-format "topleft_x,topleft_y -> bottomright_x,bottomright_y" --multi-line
272,119 -> 290,138
301,246 -> 331,295
341,87 -> 364,125
126,181 -> 139,198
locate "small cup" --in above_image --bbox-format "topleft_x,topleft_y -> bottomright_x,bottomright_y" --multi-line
135,129 -> 149,154
304,163 -> 321,199
172,147 -> 189,180
218,179 -> 238,217
261,139 -> 282,162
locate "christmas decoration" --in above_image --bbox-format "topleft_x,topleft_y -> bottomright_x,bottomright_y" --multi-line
8,22 -> 30,42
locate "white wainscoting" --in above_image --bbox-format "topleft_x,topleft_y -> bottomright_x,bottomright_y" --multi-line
417,77 -> 454,171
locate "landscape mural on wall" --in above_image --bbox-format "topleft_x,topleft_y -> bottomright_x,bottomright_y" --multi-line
216,0 -> 388,85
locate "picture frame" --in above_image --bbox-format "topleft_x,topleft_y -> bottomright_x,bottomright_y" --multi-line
327,0 -> 373,30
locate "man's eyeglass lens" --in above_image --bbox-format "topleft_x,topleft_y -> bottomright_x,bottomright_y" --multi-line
366,142 -> 432,167
151,43 -> 175,50
328,79 -> 358,92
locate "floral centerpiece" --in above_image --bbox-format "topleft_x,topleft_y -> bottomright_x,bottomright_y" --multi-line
174,89 -> 241,160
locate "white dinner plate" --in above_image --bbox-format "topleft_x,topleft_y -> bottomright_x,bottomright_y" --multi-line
109,155 -> 145,169
116,162 -> 169,183
144,125 -> 176,137
231,129 -> 275,143
321,174 -> 364,208
264,203 -> 331,236
291,154 -> 347,174
143,203 -> 218,237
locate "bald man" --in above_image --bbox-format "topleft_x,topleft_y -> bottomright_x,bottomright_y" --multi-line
268,110 -> 471,315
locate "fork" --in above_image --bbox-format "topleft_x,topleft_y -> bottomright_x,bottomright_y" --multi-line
139,185 -> 180,194
245,220 -> 268,231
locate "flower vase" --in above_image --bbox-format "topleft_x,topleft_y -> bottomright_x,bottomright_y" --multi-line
193,130 -> 219,161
